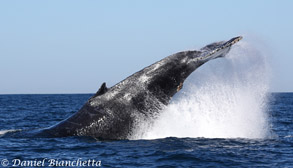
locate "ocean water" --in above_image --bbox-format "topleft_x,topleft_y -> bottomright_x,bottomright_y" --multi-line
0,93 -> 292,167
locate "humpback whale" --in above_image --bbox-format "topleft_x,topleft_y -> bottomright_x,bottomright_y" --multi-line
4,36 -> 242,139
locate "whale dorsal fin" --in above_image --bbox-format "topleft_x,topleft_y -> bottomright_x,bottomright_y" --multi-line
95,82 -> 108,97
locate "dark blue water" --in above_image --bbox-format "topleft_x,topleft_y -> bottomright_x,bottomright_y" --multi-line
0,93 -> 292,167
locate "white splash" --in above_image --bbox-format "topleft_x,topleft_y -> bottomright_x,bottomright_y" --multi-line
0,129 -> 20,136
137,40 -> 272,139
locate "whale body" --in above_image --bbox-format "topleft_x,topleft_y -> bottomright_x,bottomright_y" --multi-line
4,36 -> 242,139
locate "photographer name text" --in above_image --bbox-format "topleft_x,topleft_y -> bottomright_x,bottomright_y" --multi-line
1,158 -> 101,167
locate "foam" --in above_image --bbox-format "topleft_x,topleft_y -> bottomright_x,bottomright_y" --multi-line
134,40 -> 271,139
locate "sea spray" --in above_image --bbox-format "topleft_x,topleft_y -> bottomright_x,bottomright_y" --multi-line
133,40 -> 271,139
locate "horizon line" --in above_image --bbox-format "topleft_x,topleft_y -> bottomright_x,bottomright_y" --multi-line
0,92 -> 292,95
